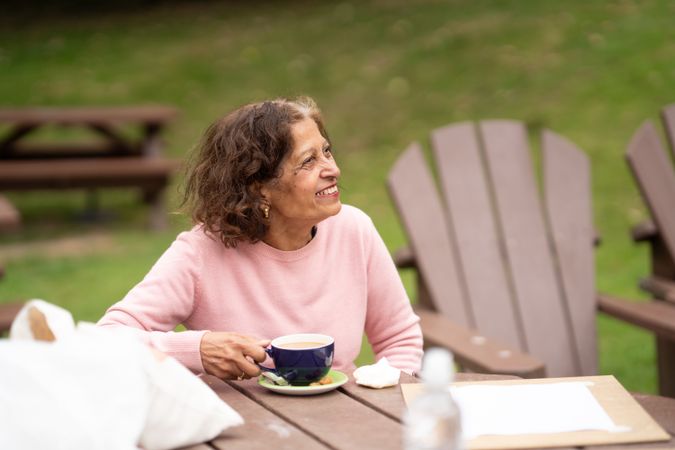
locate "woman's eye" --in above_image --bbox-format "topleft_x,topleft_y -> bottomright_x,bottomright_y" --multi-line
302,156 -> 315,166
323,147 -> 332,156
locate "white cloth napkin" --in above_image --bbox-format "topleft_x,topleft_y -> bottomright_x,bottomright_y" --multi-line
353,357 -> 401,388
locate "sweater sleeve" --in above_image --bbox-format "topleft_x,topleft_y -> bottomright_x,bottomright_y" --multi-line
361,216 -> 423,375
97,231 -> 208,373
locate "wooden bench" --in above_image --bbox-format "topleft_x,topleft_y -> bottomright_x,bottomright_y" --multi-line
0,157 -> 181,230
0,302 -> 24,336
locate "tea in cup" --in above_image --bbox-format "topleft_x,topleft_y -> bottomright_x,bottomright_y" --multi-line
259,333 -> 334,386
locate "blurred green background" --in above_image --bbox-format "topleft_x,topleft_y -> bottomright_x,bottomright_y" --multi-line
2,0 -> 674,393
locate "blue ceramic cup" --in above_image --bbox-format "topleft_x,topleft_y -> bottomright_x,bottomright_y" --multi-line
259,333 -> 334,386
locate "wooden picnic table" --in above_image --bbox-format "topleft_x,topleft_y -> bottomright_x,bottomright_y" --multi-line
186,372 -> 675,450
0,105 -> 178,159
0,105 -> 181,229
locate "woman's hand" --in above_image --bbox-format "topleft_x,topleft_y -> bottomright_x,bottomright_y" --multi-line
200,332 -> 270,380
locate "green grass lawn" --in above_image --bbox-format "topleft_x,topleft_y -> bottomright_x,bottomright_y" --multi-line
2,0 -> 675,393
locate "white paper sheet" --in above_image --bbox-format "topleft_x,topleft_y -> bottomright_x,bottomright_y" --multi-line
450,382 -> 628,440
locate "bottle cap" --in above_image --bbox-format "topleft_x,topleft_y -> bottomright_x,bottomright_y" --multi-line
421,347 -> 455,386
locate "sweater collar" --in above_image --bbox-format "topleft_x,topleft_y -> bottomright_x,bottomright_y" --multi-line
246,224 -> 321,262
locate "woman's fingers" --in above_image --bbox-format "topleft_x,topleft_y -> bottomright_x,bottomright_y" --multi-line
199,331 -> 270,380
207,360 -> 249,380
243,342 -> 269,363
237,354 -> 263,378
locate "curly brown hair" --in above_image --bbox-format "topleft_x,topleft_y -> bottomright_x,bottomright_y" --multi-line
182,97 -> 329,247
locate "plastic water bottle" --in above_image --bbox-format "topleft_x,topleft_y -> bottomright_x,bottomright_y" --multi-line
403,348 -> 463,450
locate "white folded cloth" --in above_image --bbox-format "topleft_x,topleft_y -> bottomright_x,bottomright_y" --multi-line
2,300 -> 244,450
353,357 -> 401,388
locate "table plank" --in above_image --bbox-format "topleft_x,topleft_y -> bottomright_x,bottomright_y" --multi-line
1,142 -> 140,159
339,372 -> 416,422
229,377 -> 403,449
201,376 -> 327,450
453,375 -> 673,449
627,394 -> 675,447
176,444 -> 215,450
0,106 -> 178,125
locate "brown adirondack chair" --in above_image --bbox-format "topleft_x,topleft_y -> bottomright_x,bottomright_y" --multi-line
387,119 -> 675,381
604,105 -> 675,397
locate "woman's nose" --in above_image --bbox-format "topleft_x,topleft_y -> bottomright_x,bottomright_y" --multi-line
321,158 -> 340,179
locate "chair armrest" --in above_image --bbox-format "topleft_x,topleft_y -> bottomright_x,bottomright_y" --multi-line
597,293 -> 675,341
414,306 -> 546,378
631,220 -> 658,243
392,245 -> 416,269
639,276 -> 675,304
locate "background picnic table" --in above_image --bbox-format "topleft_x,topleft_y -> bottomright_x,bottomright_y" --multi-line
1,0 -> 674,394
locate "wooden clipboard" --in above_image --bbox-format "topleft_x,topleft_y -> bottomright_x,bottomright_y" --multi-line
400,375 -> 670,449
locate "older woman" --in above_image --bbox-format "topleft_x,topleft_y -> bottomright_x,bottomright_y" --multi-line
98,97 -> 423,380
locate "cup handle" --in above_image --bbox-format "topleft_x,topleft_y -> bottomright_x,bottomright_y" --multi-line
256,347 -> 295,385
257,347 -> 276,373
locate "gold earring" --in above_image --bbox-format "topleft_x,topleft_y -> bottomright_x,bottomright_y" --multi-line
262,205 -> 270,219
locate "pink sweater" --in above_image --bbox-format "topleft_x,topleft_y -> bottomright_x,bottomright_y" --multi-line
98,205 -> 423,374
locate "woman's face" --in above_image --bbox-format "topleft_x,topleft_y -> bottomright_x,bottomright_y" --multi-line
261,117 -> 341,229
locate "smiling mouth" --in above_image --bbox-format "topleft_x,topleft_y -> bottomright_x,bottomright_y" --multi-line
316,185 -> 338,197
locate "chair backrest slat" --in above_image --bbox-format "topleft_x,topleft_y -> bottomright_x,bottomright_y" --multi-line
626,121 -> 675,261
431,122 -> 523,348
386,142 -> 471,324
660,104 -> 675,159
479,120 -> 579,376
543,130 -> 596,375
